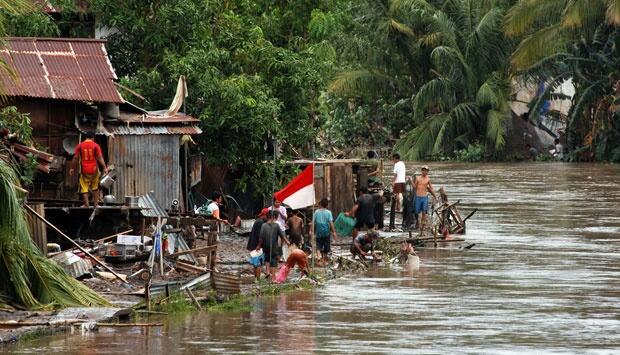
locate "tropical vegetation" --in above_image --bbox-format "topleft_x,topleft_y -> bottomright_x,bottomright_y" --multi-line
1,0 -> 108,309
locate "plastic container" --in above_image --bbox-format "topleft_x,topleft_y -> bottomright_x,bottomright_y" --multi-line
249,249 -> 264,266
334,212 -> 356,237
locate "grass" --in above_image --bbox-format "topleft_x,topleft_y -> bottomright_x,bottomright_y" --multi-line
207,295 -> 252,313
151,292 -> 197,314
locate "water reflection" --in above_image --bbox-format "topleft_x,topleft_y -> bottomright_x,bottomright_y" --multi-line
7,162 -> 620,354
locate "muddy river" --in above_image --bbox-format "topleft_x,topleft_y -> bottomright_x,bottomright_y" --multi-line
7,162 -> 620,354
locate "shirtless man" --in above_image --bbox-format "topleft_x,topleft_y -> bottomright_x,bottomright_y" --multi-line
413,165 -> 437,236
286,211 -> 304,248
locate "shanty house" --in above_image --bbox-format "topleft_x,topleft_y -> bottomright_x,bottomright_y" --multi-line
0,37 -> 123,198
0,37 -> 201,210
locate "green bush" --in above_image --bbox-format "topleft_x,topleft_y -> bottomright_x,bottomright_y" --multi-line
454,143 -> 485,162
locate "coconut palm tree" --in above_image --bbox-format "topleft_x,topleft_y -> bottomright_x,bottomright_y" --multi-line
395,0 -> 514,159
504,0 -> 620,69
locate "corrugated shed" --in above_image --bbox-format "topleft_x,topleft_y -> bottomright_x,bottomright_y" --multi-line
106,125 -> 202,135
108,135 -> 181,210
0,37 -> 123,103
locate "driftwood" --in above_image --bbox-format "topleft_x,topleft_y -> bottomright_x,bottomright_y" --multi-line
25,204 -> 129,284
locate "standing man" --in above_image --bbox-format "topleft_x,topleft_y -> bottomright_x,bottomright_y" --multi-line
310,198 -> 339,264
270,199 -> 288,232
69,131 -> 107,208
286,211 -> 305,248
392,153 -> 406,211
347,187 -> 377,239
260,211 -> 290,281
413,165 -> 437,236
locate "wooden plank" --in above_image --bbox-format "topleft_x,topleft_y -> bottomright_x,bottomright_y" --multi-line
330,163 -> 353,215
26,203 -> 47,255
165,245 -> 217,259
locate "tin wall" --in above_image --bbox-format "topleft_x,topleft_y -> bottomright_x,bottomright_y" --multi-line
108,135 -> 181,209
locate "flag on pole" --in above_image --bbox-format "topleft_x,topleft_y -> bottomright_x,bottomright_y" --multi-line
274,164 -> 315,209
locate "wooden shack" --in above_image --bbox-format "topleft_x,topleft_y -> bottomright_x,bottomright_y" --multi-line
285,159 -> 383,214
0,37 -> 124,198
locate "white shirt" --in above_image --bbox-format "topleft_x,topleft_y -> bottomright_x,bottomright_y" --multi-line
269,205 -> 287,231
393,161 -> 406,183
206,202 -> 219,216
555,144 -> 564,159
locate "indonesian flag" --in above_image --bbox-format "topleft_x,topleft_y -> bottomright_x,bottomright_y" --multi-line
274,164 -> 315,209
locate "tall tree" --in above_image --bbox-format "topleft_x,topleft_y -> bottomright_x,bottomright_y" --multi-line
505,0 -> 620,69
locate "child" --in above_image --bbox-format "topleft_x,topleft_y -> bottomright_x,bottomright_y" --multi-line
286,211 -> 305,248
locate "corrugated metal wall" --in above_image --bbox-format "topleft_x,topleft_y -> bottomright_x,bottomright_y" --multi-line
108,135 -> 181,209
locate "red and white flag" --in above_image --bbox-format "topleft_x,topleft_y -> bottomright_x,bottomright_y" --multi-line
274,164 -> 315,209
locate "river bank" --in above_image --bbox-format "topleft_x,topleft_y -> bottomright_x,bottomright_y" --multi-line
4,162 -> 620,353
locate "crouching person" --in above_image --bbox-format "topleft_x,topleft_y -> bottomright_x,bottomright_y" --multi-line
350,231 -> 381,261
275,244 -> 309,283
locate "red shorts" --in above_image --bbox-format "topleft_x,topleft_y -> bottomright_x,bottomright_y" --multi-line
286,249 -> 308,272
393,182 -> 405,194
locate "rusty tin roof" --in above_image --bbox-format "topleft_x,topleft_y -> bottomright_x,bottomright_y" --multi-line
0,37 -> 123,103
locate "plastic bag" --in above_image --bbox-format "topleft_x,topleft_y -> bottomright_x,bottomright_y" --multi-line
275,265 -> 291,283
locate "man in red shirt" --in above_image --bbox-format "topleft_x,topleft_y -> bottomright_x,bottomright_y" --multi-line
69,132 -> 108,207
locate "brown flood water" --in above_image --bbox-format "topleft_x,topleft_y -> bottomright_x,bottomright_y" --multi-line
6,162 -> 620,354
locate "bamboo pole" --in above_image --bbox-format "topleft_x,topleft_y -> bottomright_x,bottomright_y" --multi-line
24,204 -> 129,284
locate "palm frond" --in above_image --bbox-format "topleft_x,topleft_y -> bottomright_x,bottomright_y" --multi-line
607,0 -> 620,24
504,0 -> 566,37
0,153 -> 108,308
485,109 -> 508,149
510,24 -> 567,69
395,113 -> 450,159
328,69 -> 392,97
412,77 -> 454,121
389,19 -> 415,38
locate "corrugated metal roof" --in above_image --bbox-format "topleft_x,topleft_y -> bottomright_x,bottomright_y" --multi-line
0,37 -> 123,103
138,191 -> 169,218
119,111 -> 200,123
106,125 -> 202,135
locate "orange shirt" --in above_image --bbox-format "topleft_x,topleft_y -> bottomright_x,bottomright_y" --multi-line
74,139 -> 102,174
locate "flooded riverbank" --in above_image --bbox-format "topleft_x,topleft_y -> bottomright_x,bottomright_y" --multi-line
6,162 -> 620,354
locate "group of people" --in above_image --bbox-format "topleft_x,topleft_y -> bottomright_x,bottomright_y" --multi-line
245,200 -> 310,282
242,155 -> 438,281
392,153 -> 437,236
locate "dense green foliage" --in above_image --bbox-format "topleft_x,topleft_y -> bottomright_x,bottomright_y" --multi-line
86,0 -> 344,195
507,0 -> 620,162
2,0 -> 620,191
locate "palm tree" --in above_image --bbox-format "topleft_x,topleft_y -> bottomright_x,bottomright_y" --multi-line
504,0 -> 620,69
328,0 -> 435,98
395,0 -> 514,159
